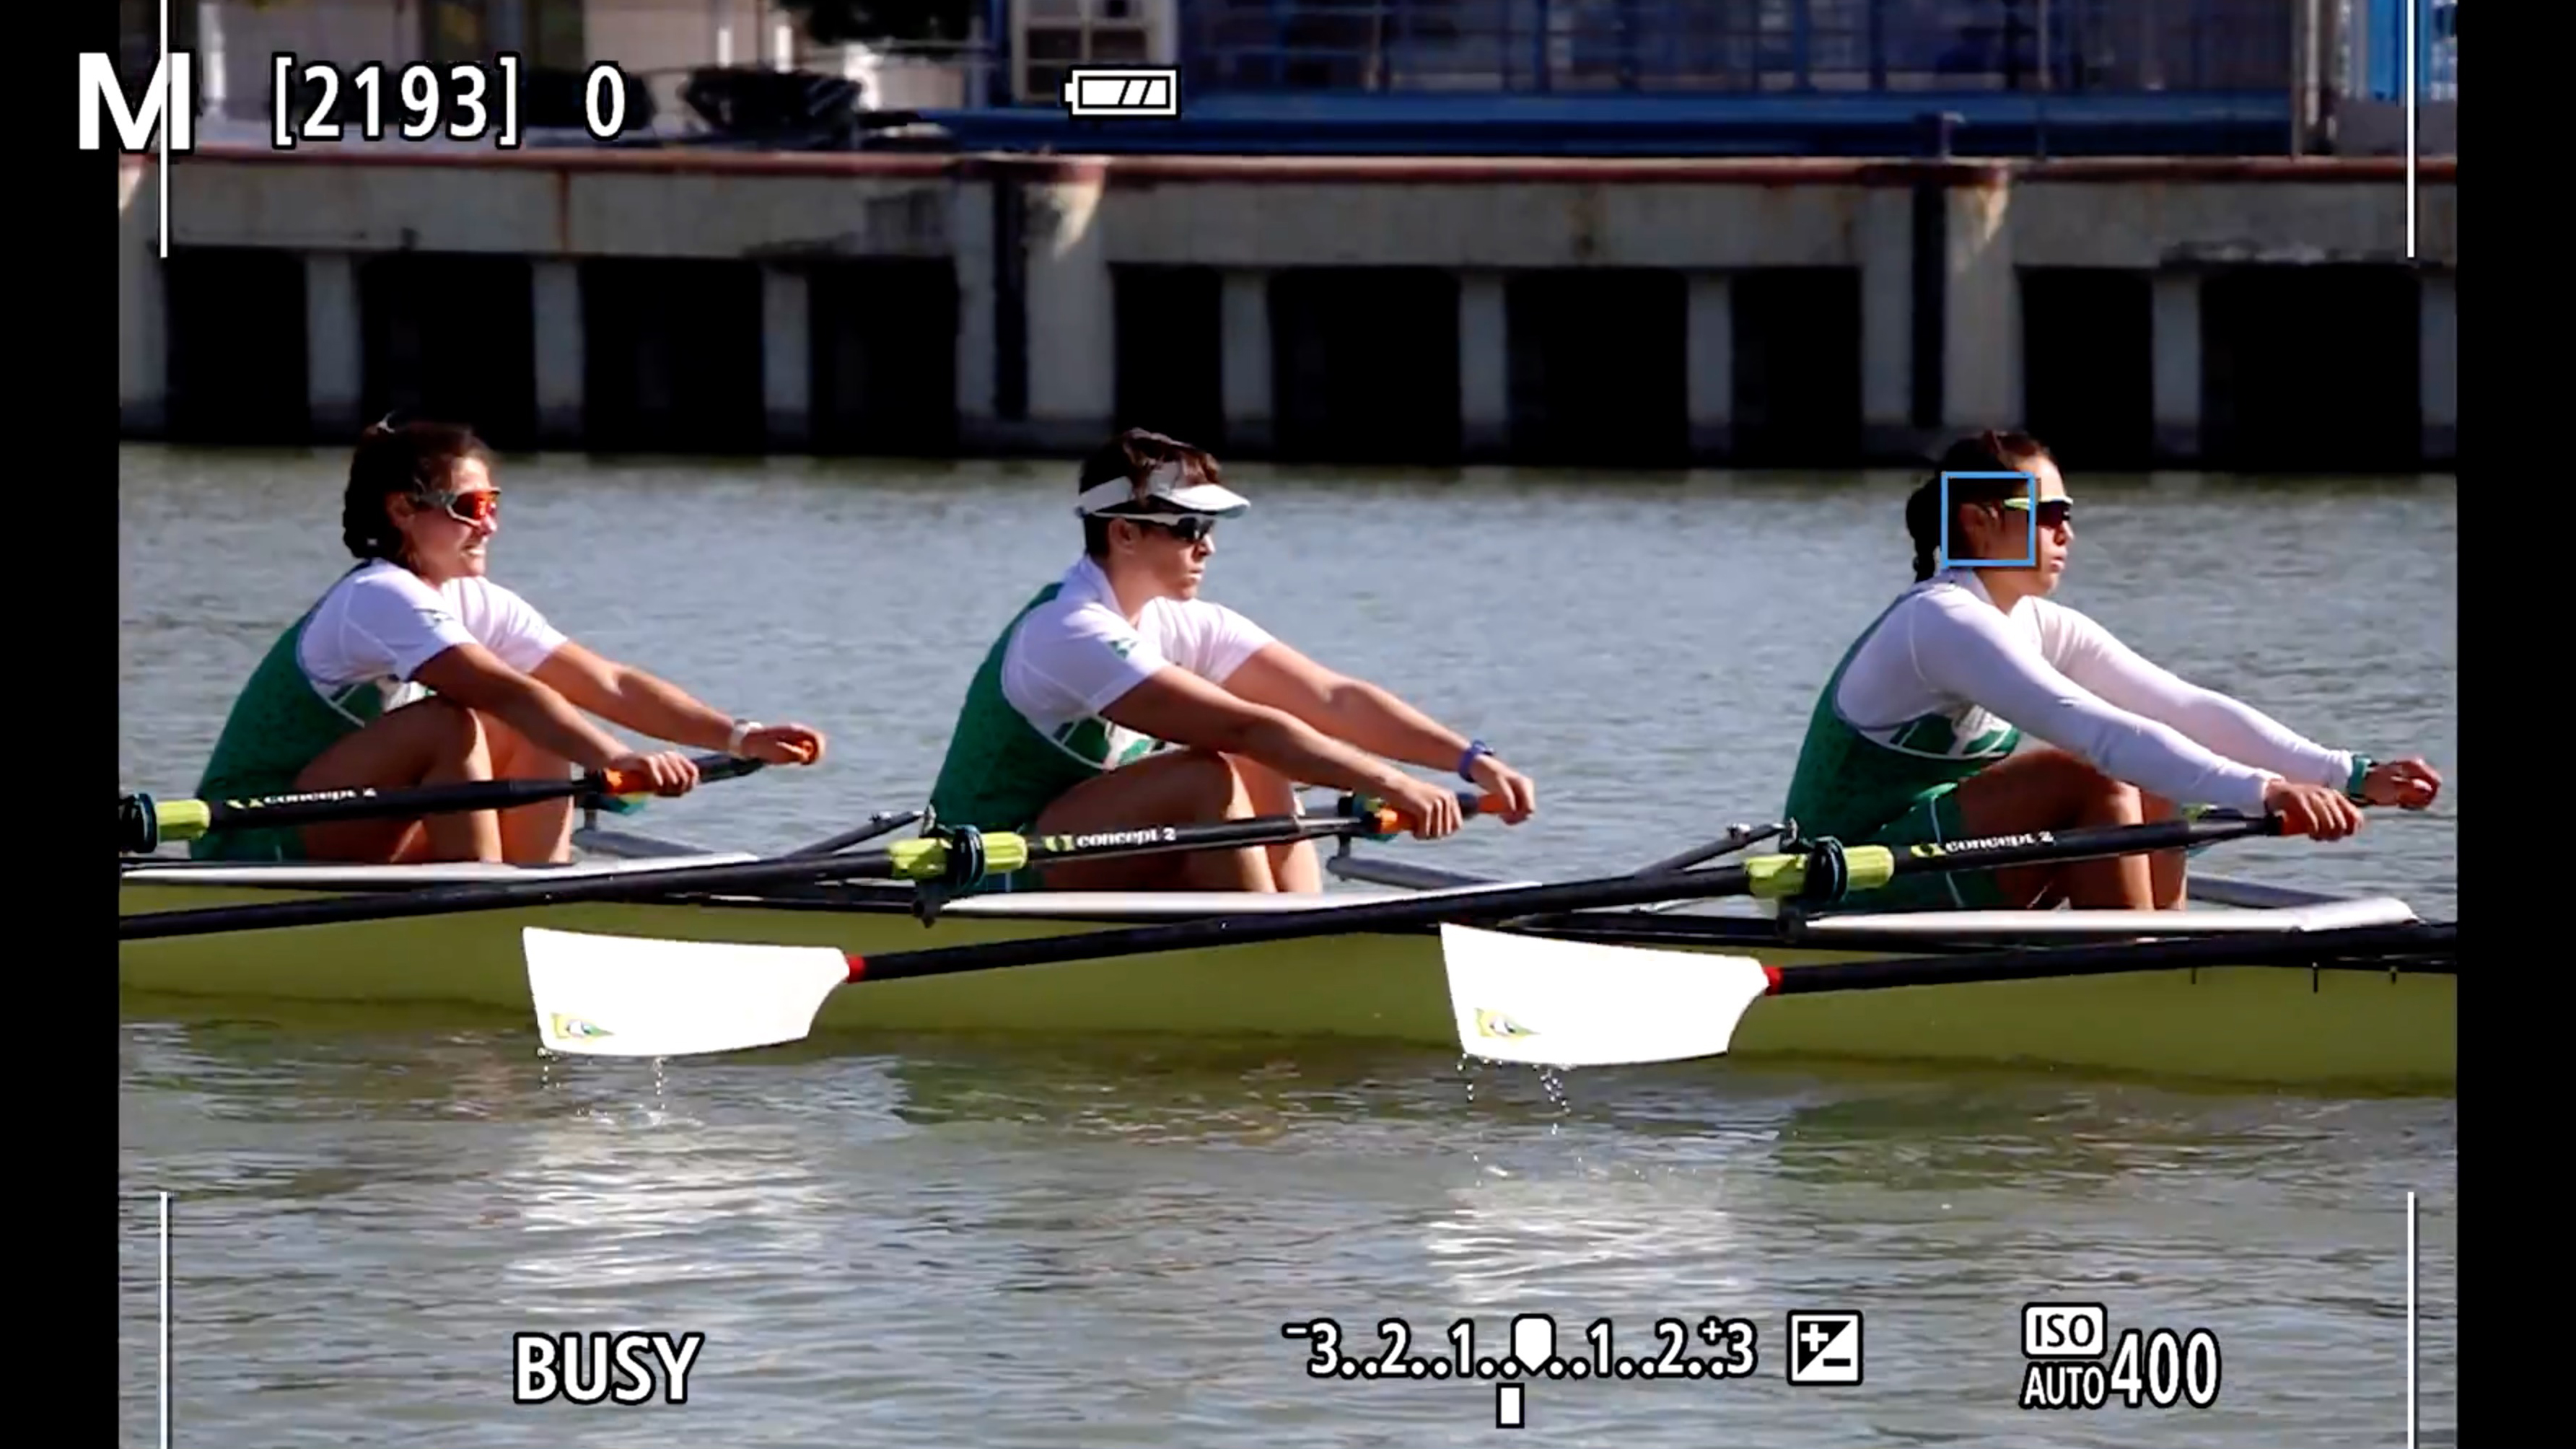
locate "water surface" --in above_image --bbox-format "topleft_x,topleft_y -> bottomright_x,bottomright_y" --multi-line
120,447 -> 2457,1445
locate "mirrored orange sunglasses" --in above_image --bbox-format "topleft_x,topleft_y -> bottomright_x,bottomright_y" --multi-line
419,488 -> 500,526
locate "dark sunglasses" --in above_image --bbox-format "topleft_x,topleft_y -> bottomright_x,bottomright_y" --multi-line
2002,496 -> 2074,529
1134,514 -> 1217,543
417,488 -> 500,526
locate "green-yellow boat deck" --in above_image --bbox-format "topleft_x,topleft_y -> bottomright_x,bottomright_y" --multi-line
118,880 -> 2455,1095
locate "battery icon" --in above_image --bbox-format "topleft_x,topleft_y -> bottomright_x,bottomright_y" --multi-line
1061,66 -> 1180,118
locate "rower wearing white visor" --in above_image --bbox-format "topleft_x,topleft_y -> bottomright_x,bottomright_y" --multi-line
1778,429 -> 2442,913
925,428 -> 1537,892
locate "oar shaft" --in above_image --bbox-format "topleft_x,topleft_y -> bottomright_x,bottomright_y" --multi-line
1020,802 -> 1468,863
123,753 -> 762,851
1758,920 -> 2456,995
117,792 -> 1496,941
846,813 -> 2283,984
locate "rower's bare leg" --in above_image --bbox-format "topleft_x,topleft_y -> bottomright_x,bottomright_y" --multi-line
1950,747 -> 2157,910
1229,756 -> 1321,892
291,697 -> 500,863
2139,791 -> 2187,908
479,712 -> 577,863
1032,749 -> 1276,891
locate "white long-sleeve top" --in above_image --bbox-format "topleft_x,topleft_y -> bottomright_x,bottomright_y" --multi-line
1829,569 -> 2353,815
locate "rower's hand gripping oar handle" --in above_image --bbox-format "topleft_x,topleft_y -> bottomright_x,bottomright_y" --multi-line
893,788 -> 1507,924
587,754 -> 769,815
1338,789 -> 1512,841
118,752 -> 763,853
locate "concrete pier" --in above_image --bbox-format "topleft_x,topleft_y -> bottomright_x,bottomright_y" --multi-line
119,148 -> 2457,470
304,253 -> 362,439
950,180 -> 996,450
2152,272 -> 2204,462
1859,189 -> 1912,458
118,161 -> 166,437
2419,271 -> 2456,463
1017,167 -> 1116,453
531,261 -> 584,447
1942,181 -> 2020,437
1219,269 -> 1271,454
1458,273 -> 1509,460
761,266 -> 810,450
1685,273 -> 1732,458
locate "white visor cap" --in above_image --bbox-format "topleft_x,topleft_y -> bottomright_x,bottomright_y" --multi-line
1072,460 -> 1249,520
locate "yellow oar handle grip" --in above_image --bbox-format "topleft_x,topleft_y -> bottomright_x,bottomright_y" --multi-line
883,832 -> 1033,884
882,809 -> 1331,890
118,794 -> 213,853
158,799 -> 213,842
136,797 -> 212,848
1742,844 -> 1895,899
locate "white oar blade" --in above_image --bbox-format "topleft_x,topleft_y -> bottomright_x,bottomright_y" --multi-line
1440,923 -> 1773,1068
522,927 -> 850,1059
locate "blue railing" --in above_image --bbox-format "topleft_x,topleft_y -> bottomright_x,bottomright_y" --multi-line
929,0 -> 2394,154
1179,0 -> 2300,97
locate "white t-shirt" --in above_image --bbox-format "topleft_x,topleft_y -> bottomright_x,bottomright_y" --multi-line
296,559 -> 567,714
1833,568 -> 2352,815
999,556 -> 1276,760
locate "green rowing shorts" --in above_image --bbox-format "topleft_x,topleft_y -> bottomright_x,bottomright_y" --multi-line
1836,785 -> 2012,913
186,822 -> 307,863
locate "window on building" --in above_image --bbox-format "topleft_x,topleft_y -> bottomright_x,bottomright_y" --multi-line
1017,0 -> 1155,104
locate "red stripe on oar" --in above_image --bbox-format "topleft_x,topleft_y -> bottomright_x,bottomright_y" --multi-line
1761,964 -> 1784,994
845,954 -> 868,981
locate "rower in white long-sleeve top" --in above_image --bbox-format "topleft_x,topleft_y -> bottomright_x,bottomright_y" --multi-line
1778,429 -> 2442,912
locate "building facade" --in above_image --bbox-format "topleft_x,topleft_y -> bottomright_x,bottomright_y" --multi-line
113,2 -> 2457,470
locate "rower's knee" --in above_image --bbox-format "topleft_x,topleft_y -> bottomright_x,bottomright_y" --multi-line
1160,748 -> 1259,821
478,708 -> 569,779
2035,748 -> 2142,823
410,697 -> 493,774
2098,776 -> 2144,822
449,703 -> 494,766
1229,755 -> 1300,815
2077,766 -> 2143,823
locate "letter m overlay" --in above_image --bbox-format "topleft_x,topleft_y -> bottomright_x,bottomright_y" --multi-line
77,51 -> 195,154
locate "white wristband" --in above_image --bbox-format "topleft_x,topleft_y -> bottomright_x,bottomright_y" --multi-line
727,719 -> 758,756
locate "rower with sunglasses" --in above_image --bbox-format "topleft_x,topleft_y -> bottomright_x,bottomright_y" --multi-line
1777,429 -> 2440,913
184,418 -> 825,864
925,428 -> 1537,892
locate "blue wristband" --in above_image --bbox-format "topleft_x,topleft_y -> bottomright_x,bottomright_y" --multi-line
2344,755 -> 2374,802
1458,740 -> 1491,782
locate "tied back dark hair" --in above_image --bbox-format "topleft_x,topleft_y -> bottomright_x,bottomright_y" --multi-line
1077,427 -> 1222,559
1903,429 -> 2057,582
342,417 -> 493,563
